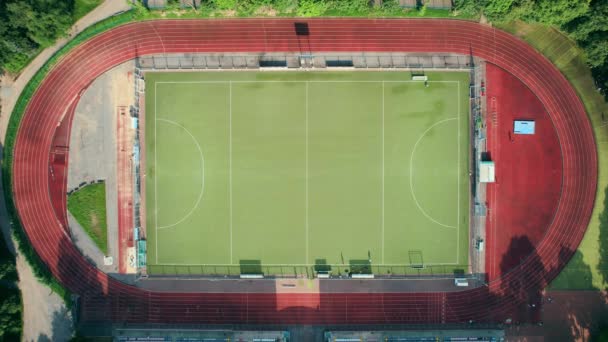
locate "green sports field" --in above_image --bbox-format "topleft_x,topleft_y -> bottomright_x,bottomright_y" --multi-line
144,71 -> 470,276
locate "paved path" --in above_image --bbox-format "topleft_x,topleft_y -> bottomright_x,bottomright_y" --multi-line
0,1 -> 131,340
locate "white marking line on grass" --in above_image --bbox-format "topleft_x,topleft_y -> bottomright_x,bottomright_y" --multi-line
382,81 -> 385,265
152,79 -> 464,267
155,81 -> 459,84
229,81 -> 233,264
155,118 -> 205,230
457,82 -> 461,264
157,262 -> 462,266
305,81 -> 309,265
409,117 -> 459,230
155,82 -> 158,264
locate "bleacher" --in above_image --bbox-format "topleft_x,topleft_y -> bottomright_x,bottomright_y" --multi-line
325,330 -> 504,342
114,329 -> 289,342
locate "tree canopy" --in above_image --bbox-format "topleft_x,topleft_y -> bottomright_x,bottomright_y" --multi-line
455,0 -> 608,100
0,0 -> 87,73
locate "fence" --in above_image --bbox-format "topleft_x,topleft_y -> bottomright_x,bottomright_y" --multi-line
138,51 -> 480,281
137,53 -> 474,71
470,60 -> 488,277
146,263 -> 473,279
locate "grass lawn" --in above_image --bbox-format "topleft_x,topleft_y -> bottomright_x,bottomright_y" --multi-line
497,21 -> 608,290
145,71 -> 470,276
67,182 -> 108,255
73,0 -> 103,21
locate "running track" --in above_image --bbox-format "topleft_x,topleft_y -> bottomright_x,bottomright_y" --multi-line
12,19 -> 596,324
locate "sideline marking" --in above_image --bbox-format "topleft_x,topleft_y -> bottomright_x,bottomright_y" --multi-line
382,81 -> 385,264
157,261 -> 462,266
229,81 -> 233,264
305,81 -> 309,265
457,82 -> 461,263
156,80 -> 459,84
154,82 -> 159,264
152,78 -> 465,267
155,118 -> 205,230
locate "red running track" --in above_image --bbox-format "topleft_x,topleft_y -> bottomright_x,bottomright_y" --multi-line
12,19 -> 596,324
484,64 -> 563,282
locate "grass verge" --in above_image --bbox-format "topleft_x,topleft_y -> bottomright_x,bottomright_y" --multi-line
68,182 -> 108,255
74,0 -> 104,22
496,21 -> 608,290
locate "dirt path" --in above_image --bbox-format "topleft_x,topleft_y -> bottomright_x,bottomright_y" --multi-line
17,254 -> 73,342
0,1 -> 131,341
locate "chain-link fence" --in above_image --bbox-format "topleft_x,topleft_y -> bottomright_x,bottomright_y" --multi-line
146,263 -> 473,279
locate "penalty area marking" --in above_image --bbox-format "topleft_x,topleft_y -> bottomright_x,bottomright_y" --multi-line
409,117 -> 459,230
155,118 -> 206,230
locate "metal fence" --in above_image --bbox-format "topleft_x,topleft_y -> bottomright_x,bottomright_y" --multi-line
137,53 -> 474,71
470,60 -> 488,277
138,51 -> 479,281
146,263 -> 473,279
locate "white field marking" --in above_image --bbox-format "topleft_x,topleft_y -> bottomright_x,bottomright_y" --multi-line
152,78 -> 466,266
154,80 -> 460,84
145,273 -> 463,281
457,81 -> 461,263
229,81 -> 233,264
154,82 -> 159,264
155,261 -> 462,266
155,118 -> 205,230
382,81 -> 385,265
305,81 -> 309,265
409,117 -> 459,229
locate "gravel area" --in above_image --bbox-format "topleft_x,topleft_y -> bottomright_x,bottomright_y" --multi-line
68,60 -> 135,270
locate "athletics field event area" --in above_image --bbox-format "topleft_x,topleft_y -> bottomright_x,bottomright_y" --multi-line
144,71 -> 470,275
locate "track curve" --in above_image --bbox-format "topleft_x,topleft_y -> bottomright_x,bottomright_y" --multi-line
12,19 -> 596,324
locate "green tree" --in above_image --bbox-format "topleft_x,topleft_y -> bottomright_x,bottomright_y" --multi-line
564,0 -> 608,41
484,0 -> 518,18
453,0 -> 483,17
530,0 -> 590,26
296,0 -> 328,16
0,0 -> 92,73
584,34 -> 608,67
0,288 -> 22,340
